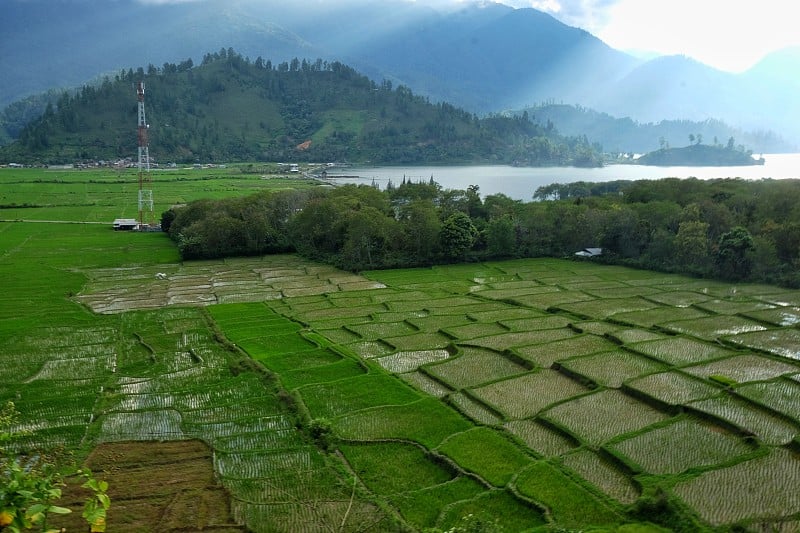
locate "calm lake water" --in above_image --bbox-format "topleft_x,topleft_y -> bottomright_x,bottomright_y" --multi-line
324,153 -> 800,201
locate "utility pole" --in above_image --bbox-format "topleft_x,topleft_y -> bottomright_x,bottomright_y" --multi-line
136,81 -> 153,227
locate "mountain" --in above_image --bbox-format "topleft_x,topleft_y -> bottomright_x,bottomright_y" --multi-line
0,52 -> 601,166
587,53 -> 800,144
1,0 -> 797,146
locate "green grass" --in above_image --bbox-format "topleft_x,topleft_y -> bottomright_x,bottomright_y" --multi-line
437,427 -> 534,487
298,373 -> 421,419
388,476 -> 486,529
333,398 -> 472,448
339,441 -> 455,495
515,461 -> 621,528
437,489 -> 547,531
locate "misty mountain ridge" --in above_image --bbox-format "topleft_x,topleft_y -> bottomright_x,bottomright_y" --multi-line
1,0 -> 798,147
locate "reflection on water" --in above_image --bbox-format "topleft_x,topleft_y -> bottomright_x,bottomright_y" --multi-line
323,153 -> 800,200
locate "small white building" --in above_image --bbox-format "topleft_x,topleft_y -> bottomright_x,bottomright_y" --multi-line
113,218 -> 139,231
575,247 -> 603,257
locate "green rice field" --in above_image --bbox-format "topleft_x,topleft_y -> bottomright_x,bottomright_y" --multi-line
4,167 -> 800,531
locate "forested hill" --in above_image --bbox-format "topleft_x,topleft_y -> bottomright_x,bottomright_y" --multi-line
0,51 -> 600,167
635,144 -> 765,167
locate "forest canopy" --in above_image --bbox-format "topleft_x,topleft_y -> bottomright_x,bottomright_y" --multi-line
0,49 -> 601,167
164,176 -> 800,287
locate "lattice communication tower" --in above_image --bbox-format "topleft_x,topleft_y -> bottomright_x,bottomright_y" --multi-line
136,81 -> 154,226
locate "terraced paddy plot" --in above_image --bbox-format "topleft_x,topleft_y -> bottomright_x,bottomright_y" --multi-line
400,371 -> 452,398
644,290 -> 712,307
682,354 -> 800,383
498,315 -> 573,332
424,347 -> 527,389
558,350 -> 666,388
299,374 -> 420,418
674,448 -> 800,526
572,321 -> 623,336
514,461 -> 621,528
556,297 -> 662,320
279,357 -> 366,390
388,476 -> 486,530
472,370 -> 589,420
382,331 -> 452,351
694,298 -> 776,315
605,328 -> 665,344
406,314 -> 473,332
237,332 -> 318,359
437,427 -> 533,486
662,315 -> 768,341
609,417 -> 755,475
346,320 -> 418,340
542,389 -> 669,445
688,394 -> 799,445
627,337 -> 737,366
742,306 -> 800,326
77,255 -> 386,313
437,489 -> 547,531
346,340 -> 394,358
340,441 -> 455,496
505,290 -> 594,310
442,321 -> 507,339
735,379 -> 800,421
475,285 -> 562,301
561,449 -> 639,504
503,419 -> 576,457
334,398 -> 472,448
515,334 -> 617,368
100,410 -> 185,441
580,286 -> 665,299
375,349 -> 451,373
467,328 -> 576,353
722,328 -> 800,361
611,305 -> 710,328
758,292 -> 800,307
625,371 -> 722,406
294,303 -> 387,321
466,307 -> 543,322
449,392 -> 503,425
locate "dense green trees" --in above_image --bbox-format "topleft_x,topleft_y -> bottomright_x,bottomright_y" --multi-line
165,176 -> 800,287
1,51 -> 601,167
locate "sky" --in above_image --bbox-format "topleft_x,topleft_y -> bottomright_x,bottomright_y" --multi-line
507,0 -> 800,72
134,0 -> 799,73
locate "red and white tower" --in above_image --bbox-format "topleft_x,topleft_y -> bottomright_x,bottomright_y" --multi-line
136,81 -> 153,227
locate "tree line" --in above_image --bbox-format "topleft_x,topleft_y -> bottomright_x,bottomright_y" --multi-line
163,176 -> 800,287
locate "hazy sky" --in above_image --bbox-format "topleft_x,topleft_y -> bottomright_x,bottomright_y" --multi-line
510,0 -> 799,72
136,0 -> 799,73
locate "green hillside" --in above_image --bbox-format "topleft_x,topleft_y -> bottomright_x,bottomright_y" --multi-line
0,50 -> 600,167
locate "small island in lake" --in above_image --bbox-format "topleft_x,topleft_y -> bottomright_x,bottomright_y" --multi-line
634,139 -> 765,167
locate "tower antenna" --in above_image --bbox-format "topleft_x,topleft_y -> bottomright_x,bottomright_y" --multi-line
136,81 -> 154,227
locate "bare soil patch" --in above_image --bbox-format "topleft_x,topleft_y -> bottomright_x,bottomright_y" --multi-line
54,440 -> 247,532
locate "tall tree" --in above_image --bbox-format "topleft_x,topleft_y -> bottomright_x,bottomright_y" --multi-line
440,211 -> 477,261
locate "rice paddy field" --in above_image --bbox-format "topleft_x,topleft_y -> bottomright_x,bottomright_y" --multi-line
3,167 -> 800,531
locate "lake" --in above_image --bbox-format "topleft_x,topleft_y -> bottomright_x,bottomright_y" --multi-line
323,153 -> 800,200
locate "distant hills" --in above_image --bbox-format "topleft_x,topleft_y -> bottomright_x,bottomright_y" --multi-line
1,0 -> 798,149
0,52 -> 601,166
524,104 -> 793,154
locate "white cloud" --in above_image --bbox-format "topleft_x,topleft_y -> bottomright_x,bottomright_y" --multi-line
559,0 -> 800,72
